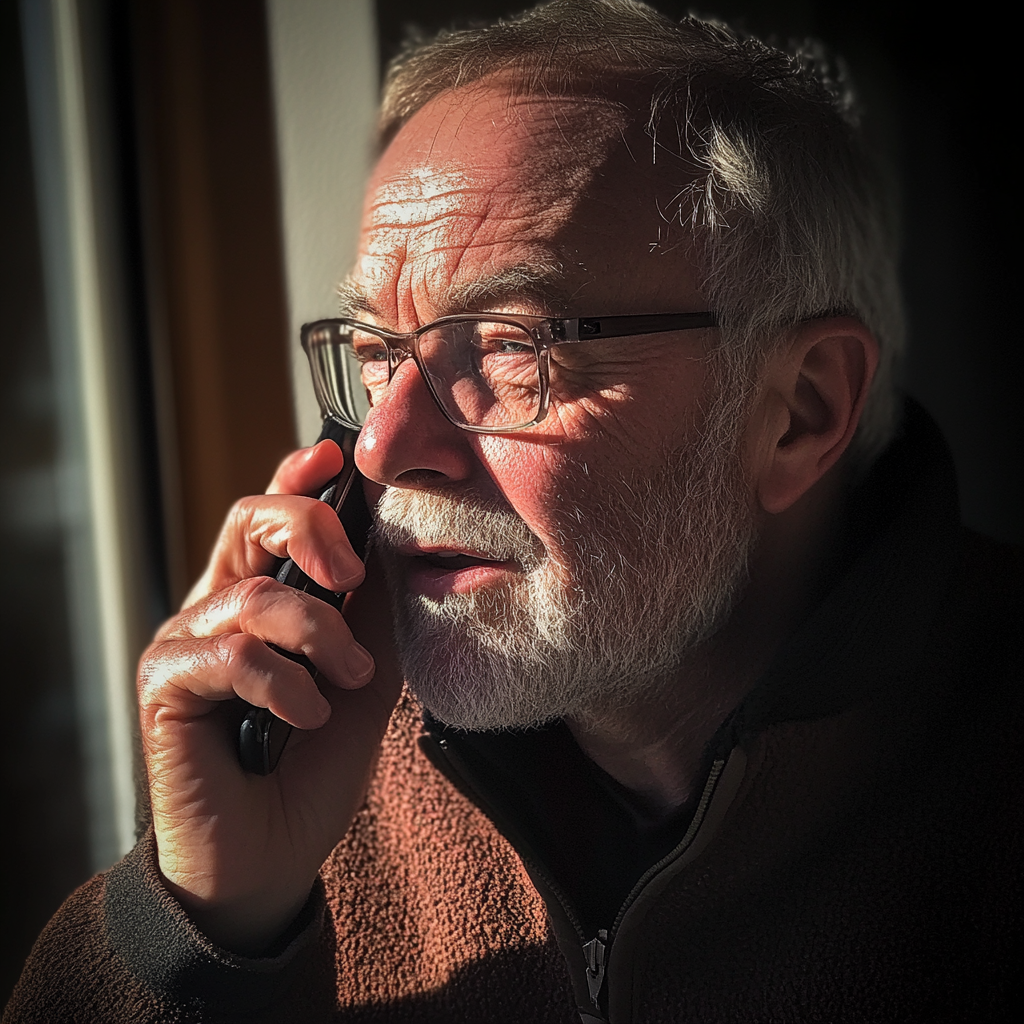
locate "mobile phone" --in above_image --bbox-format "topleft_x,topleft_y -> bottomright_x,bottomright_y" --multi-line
237,417 -> 373,774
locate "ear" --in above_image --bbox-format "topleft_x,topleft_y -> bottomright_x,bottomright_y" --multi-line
752,317 -> 879,515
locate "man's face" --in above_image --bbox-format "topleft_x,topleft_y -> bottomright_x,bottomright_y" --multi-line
351,81 -> 757,729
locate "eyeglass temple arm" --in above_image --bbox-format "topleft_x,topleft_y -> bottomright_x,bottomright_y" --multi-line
561,311 -> 717,342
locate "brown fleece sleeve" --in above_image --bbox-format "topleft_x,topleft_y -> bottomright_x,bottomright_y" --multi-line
3,830 -> 338,1024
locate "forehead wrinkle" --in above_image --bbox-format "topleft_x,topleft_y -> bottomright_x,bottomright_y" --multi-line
365,197 -> 570,327
406,195 -> 568,320
368,173 -> 485,228
368,171 -> 566,232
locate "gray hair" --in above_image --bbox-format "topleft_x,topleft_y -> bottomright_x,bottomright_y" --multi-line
379,0 -> 905,467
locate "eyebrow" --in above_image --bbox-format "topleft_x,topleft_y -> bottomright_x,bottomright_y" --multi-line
337,278 -> 379,319
336,259 -> 572,325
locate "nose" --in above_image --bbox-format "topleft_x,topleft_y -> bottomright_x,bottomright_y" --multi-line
355,356 -> 476,488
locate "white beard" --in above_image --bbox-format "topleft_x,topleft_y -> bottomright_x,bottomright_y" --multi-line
372,393 -> 757,731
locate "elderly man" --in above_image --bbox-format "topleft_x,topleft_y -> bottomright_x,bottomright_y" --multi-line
7,2 -> 1020,1022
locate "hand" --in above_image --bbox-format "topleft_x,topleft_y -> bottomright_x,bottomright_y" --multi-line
138,440 -> 402,954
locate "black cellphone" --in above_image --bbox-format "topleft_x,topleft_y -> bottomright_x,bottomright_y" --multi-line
237,418 -> 373,775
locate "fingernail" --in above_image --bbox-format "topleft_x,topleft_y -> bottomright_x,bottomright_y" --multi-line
346,643 -> 375,682
313,695 -> 332,727
331,548 -> 364,588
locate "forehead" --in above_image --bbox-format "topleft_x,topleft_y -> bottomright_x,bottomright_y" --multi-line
372,83 -> 627,198
353,82 -> 633,323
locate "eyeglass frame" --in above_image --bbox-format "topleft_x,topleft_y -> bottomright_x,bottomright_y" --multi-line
300,309 -> 718,434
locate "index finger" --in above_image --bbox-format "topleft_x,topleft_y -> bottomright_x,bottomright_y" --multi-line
267,439 -> 345,497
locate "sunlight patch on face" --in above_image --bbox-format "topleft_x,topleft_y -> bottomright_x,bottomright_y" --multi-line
370,167 -> 477,227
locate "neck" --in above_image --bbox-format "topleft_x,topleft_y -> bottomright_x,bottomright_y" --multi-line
566,468 -> 849,817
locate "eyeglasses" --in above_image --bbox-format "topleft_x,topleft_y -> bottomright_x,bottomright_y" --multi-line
301,310 -> 717,433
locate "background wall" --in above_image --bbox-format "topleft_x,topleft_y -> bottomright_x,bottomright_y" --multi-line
2,0 -> 1019,1007
265,0 -> 378,448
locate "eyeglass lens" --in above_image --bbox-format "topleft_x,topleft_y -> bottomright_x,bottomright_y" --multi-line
309,321 -> 543,430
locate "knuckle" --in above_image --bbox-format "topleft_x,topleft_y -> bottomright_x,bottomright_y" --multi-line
137,639 -> 170,700
136,637 -> 210,706
215,631 -> 265,669
151,614 -> 183,644
234,574 -> 331,635
218,498 -> 256,545
233,575 -> 288,630
306,498 -> 345,538
226,494 -> 259,525
234,573 -> 280,604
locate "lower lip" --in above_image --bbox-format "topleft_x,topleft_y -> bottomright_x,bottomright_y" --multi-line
404,558 -> 519,600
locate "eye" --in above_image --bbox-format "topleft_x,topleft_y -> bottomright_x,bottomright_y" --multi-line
471,323 -> 535,355
493,338 -> 533,355
350,333 -> 389,363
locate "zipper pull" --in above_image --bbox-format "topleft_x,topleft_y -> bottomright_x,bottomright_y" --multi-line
582,928 -> 608,1008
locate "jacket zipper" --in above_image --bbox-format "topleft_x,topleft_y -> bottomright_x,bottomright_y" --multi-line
582,928 -> 608,1007
579,756 -> 728,1017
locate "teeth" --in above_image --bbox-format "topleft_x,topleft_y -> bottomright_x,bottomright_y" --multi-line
421,550 -> 498,570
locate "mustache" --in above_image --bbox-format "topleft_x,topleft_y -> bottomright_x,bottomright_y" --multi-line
372,488 -> 546,570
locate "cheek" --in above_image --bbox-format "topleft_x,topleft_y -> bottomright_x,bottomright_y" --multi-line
476,436 -> 586,552
551,353 -> 712,460
475,429 -> 658,568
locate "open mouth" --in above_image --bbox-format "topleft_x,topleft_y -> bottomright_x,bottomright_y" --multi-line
397,545 -> 521,598
419,551 -> 506,571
